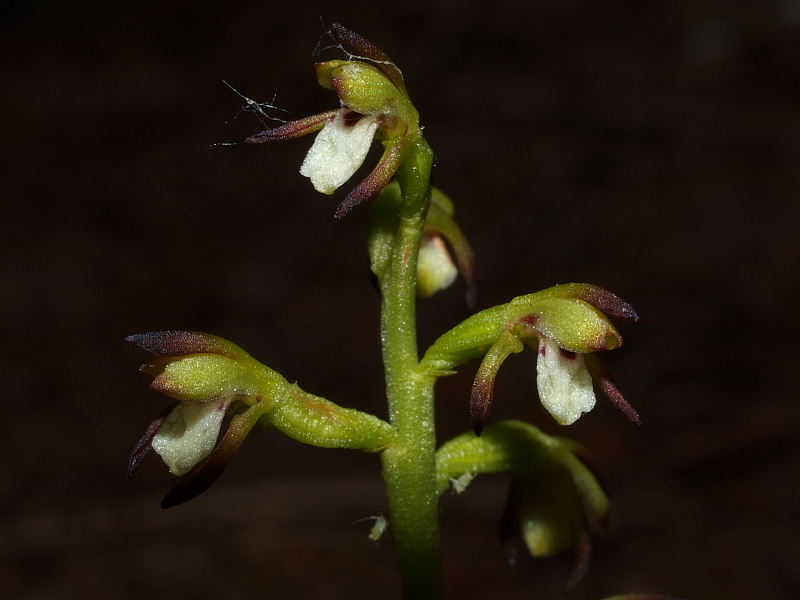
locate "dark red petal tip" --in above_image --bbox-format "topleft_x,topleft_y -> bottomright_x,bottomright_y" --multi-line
470,365 -> 499,437
161,454 -> 227,509
584,354 -> 641,425
329,23 -> 406,94
334,140 -> 406,218
245,110 -> 337,144
564,531 -> 591,594
126,331 -> 236,359
582,287 -> 639,321
160,436 -> 238,509
126,402 -> 177,482
500,480 -> 525,568
469,384 -> 492,437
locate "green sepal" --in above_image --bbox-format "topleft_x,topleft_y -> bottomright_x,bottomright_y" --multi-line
148,353 -> 280,406
507,295 -> 622,352
527,282 -> 639,321
314,60 -> 419,139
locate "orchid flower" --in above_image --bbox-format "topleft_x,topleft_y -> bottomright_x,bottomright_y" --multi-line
435,420 -> 609,592
421,284 -> 639,434
501,463 -> 604,593
417,187 -> 477,306
470,284 -> 641,432
125,331 -> 277,507
246,24 -> 421,218
127,330 -> 395,507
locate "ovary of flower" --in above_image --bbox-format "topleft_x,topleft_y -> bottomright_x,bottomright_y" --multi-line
151,397 -> 229,476
535,337 -> 596,426
300,111 -> 380,194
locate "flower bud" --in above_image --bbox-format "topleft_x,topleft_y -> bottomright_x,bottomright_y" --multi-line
148,353 -> 272,403
316,60 -> 413,125
509,295 -> 623,353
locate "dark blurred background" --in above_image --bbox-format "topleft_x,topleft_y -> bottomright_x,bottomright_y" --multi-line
2,1 -> 799,599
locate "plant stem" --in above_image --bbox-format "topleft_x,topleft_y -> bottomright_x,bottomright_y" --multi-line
379,137 -> 444,600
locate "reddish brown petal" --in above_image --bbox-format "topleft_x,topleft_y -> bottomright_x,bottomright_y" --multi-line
564,530 -> 591,593
584,288 -> 639,321
500,480 -> 525,568
126,402 -> 178,482
334,138 -> 407,218
470,332 -> 523,435
559,284 -> 639,321
245,110 -> 338,144
451,239 -> 477,309
160,402 -> 264,508
469,366 -> 497,437
329,23 -> 407,94
584,353 -> 641,424
126,331 -> 238,358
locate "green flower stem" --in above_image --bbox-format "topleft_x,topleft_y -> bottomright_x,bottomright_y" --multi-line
378,136 -> 444,600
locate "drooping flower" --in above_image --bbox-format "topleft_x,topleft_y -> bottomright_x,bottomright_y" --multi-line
126,331 -> 276,507
246,24 -> 421,218
127,331 -> 397,507
435,420 -> 609,592
470,284 -> 640,433
501,462 -> 605,593
416,187 -> 477,305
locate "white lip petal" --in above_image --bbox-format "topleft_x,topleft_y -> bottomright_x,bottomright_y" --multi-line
152,398 -> 229,476
417,235 -> 458,297
536,337 -> 596,425
300,111 -> 380,194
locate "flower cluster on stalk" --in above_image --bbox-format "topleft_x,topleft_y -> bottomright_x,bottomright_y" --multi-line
124,22 -> 655,598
